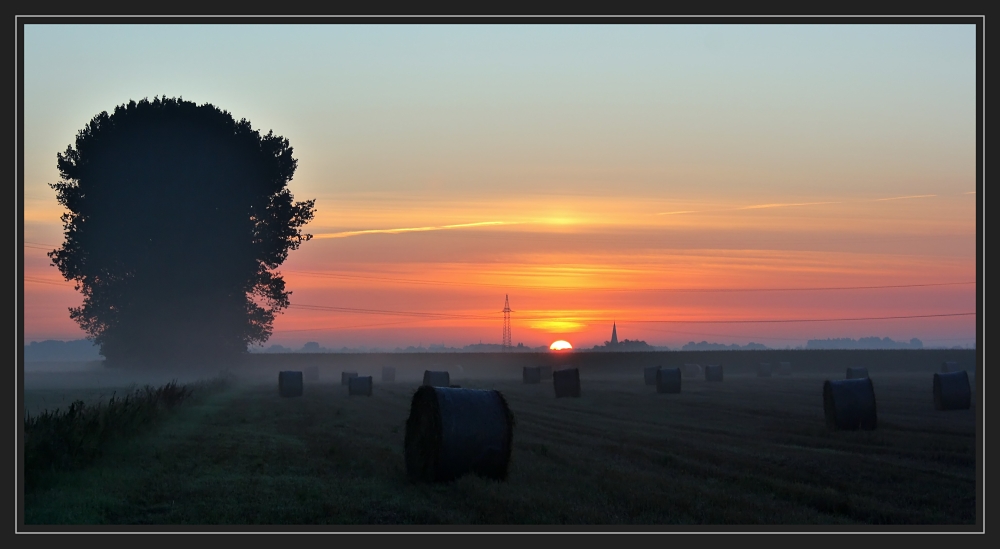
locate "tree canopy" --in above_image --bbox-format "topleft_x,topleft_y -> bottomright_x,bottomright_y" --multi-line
48,97 -> 315,367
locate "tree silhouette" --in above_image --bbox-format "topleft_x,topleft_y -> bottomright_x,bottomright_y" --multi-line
48,97 -> 316,367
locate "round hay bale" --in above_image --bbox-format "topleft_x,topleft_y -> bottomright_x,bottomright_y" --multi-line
704,364 -> 723,382
777,362 -> 792,376
341,371 -> 359,385
941,361 -> 960,374
423,370 -> 450,387
656,367 -> 682,393
382,366 -> 396,383
934,371 -> 971,411
523,366 -> 542,384
682,363 -> 702,378
304,365 -> 320,383
539,365 -> 553,381
846,367 -> 869,379
643,366 -> 660,386
553,368 -> 581,398
757,363 -> 772,377
823,378 -> 877,430
404,386 -> 514,483
278,371 -> 303,398
348,375 -> 373,396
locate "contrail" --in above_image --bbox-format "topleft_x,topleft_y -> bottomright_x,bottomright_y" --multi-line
311,221 -> 515,239
655,194 -> 952,216
733,201 -> 841,210
656,202 -> 840,215
873,194 -> 936,201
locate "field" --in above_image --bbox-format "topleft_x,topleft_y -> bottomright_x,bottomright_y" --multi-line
21,350 -> 978,527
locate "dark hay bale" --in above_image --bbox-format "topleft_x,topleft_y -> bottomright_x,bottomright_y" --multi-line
704,364 -> 723,382
553,368 -> 581,398
681,363 -> 702,378
777,362 -> 792,376
757,363 -> 772,377
539,365 -> 553,380
404,386 -> 515,483
341,371 -> 359,385
304,365 -> 319,383
644,366 -> 660,386
523,366 -> 541,384
941,361 -> 960,374
382,366 -> 396,383
423,370 -> 450,387
656,367 -> 682,393
278,371 -> 303,398
348,376 -> 373,396
934,371 -> 971,411
846,367 -> 869,379
823,378 -> 877,430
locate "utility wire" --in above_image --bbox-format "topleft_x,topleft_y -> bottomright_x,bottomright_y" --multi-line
283,269 -> 974,293
287,303 -> 974,324
23,243 -> 974,293
23,277 -> 73,287
614,313 -> 975,324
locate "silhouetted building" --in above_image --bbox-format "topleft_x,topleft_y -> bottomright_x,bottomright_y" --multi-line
592,323 -> 652,352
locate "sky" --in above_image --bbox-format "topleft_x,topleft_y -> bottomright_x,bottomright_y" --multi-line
20,22 -> 979,350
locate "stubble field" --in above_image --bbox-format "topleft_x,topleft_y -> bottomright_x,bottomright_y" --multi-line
22,356 -> 977,527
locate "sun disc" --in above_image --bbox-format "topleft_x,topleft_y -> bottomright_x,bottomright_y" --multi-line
550,340 -> 573,351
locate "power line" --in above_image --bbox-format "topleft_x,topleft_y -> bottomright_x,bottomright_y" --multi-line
269,318 -> 417,333
616,312 -> 975,324
286,303 -> 974,324
283,269 -> 974,293
23,277 -> 73,287
287,303 -> 496,320
22,242 -> 975,293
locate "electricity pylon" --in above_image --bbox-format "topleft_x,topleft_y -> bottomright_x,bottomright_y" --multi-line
502,294 -> 512,351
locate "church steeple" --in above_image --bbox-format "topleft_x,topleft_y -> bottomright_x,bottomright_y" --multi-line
611,322 -> 618,346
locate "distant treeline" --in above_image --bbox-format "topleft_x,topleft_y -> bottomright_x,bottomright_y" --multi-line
805,337 -> 923,350
681,341 -> 769,351
23,335 -> 957,362
24,339 -> 101,362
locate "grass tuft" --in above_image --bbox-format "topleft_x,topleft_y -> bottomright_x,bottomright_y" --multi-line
24,377 -> 228,492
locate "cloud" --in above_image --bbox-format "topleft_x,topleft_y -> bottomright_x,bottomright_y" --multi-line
872,194 -> 936,201
656,202 -> 839,216
733,201 -> 841,210
310,221 -> 516,239
656,194 -> 944,216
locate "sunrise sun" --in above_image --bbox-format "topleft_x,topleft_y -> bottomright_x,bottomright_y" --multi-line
550,340 -> 573,351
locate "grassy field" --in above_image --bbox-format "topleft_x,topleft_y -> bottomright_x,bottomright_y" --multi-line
21,359 -> 977,527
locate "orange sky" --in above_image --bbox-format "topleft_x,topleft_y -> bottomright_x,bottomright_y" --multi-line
21,24 -> 978,350
23,191 -> 977,349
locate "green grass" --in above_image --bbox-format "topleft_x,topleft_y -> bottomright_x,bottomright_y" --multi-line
23,377 -> 230,494
22,372 -> 976,526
